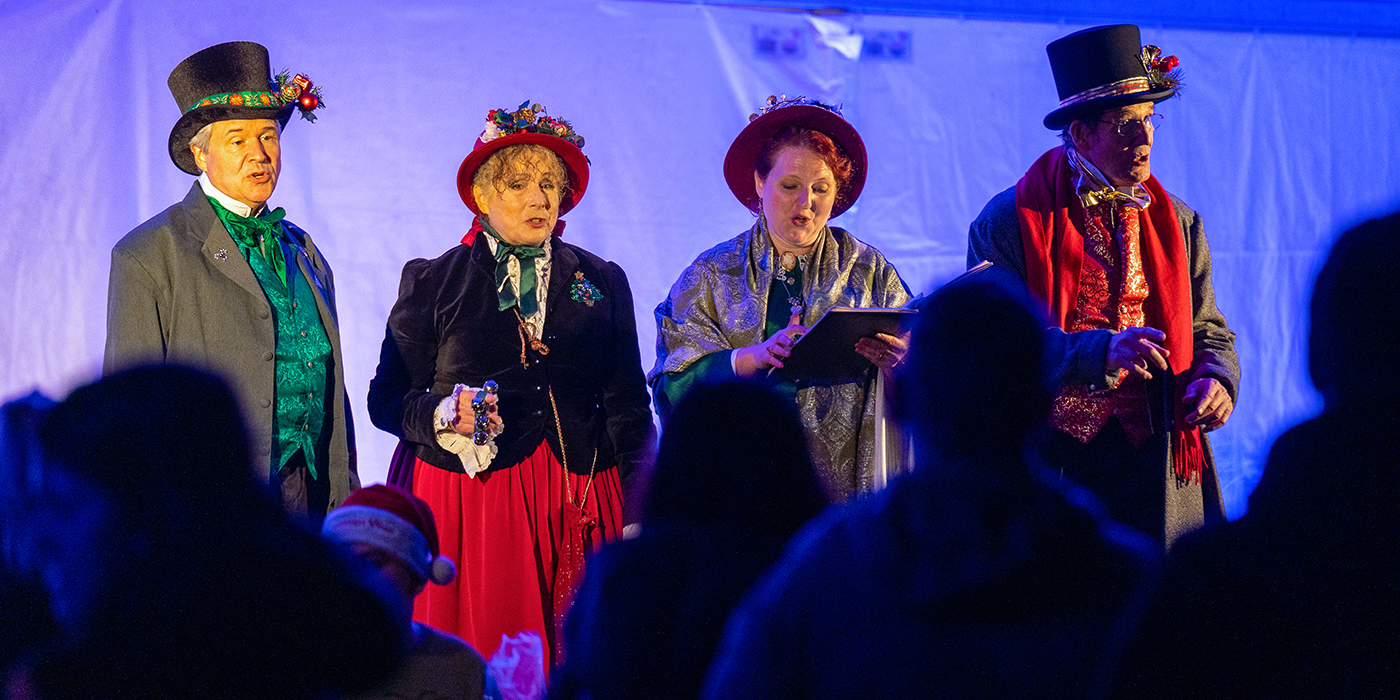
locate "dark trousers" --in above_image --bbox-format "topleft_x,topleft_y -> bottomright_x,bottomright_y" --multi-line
276,449 -> 329,529
1042,417 -> 1170,546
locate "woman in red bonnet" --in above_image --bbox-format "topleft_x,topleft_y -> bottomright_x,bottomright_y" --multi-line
368,101 -> 654,671
650,96 -> 911,503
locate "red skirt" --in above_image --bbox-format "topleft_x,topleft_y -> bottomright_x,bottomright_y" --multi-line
404,440 -> 623,672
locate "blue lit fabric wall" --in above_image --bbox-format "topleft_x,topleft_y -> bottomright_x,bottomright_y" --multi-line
2,0 -> 1397,516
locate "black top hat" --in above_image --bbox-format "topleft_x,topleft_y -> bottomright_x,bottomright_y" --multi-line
1042,25 -> 1178,130
166,42 -> 296,175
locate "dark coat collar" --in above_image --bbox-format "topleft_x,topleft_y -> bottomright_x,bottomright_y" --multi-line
186,183 -> 265,303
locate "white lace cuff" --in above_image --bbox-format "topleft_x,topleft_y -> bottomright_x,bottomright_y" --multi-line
433,384 -> 502,478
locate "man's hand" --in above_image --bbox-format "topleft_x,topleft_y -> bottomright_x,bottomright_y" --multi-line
1107,326 -> 1170,380
1183,377 -> 1232,431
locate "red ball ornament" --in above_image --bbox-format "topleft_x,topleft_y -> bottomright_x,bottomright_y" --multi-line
299,93 -> 319,111
1162,56 -> 1179,71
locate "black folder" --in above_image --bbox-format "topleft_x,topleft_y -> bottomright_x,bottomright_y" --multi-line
776,306 -> 918,382
775,261 -> 995,382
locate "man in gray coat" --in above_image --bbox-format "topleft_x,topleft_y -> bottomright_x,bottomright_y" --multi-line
105,41 -> 356,523
967,25 -> 1238,547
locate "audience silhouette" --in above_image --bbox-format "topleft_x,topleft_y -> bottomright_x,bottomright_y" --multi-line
1,393 -> 59,689
551,379 -> 829,700
6,365 -> 407,700
1109,210 -> 1400,699
703,273 -> 1156,699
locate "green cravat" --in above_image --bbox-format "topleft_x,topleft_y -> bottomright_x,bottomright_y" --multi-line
481,219 -> 546,316
208,197 -> 290,288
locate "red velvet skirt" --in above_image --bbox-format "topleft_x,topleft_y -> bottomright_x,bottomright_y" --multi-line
403,440 -> 623,672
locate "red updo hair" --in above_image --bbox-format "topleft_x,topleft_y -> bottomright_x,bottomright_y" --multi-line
753,126 -> 855,200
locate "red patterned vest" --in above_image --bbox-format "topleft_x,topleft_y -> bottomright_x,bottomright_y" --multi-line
1048,201 -> 1155,446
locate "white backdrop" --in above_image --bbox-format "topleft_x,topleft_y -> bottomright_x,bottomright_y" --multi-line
3,0 -> 1398,517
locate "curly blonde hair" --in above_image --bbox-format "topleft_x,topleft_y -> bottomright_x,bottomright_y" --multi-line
472,144 -> 572,205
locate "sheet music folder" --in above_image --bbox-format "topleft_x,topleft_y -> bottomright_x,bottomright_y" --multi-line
775,261 -> 995,382
776,307 -> 917,381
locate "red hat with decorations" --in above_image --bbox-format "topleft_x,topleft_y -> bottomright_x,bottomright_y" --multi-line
723,95 -> 867,218
322,484 -> 456,586
166,41 -> 325,175
457,100 -> 590,216
1042,25 -> 1181,130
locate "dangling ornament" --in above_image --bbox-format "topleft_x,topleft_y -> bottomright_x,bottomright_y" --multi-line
272,70 -> 326,122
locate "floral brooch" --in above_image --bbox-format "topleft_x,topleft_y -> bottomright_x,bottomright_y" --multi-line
569,271 -> 603,307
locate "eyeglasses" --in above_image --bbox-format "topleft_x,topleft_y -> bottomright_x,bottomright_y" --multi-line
1099,113 -> 1163,137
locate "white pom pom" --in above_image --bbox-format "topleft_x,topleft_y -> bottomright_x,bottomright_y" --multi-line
430,555 -> 457,585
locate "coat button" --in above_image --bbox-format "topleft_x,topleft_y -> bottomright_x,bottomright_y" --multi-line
261,398 -> 271,408
260,308 -> 270,319
262,351 -> 273,361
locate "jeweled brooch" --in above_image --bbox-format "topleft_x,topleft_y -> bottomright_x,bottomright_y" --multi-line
569,271 -> 603,307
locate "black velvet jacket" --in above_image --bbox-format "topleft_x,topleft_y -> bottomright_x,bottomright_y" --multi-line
368,234 -> 654,480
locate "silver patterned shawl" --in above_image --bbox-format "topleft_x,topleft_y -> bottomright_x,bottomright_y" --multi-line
649,222 -> 911,500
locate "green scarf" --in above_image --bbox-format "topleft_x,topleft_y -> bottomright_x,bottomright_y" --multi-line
481,219 -> 546,316
208,197 -> 290,288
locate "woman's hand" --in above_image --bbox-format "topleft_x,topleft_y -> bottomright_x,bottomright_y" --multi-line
734,311 -> 809,377
451,389 -> 502,437
855,332 -> 909,372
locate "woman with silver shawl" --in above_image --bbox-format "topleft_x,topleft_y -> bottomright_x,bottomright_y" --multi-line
650,97 -> 911,501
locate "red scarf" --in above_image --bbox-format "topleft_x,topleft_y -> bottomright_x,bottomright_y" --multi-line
1015,147 -> 1205,483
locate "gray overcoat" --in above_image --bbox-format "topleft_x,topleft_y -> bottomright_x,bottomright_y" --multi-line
104,183 -> 358,506
969,185 -> 1239,545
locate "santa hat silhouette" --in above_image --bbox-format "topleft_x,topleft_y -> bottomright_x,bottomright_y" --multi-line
322,484 -> 456,586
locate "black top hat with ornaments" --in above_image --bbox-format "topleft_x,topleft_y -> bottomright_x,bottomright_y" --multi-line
1042,24 -> 1181,130
166,41 -> 324,175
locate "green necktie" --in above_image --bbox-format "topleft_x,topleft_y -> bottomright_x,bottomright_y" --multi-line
481,220 -> 546,316
208,197 -> 290,288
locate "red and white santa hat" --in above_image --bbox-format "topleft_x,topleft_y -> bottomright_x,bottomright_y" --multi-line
322,484 -> 456,586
